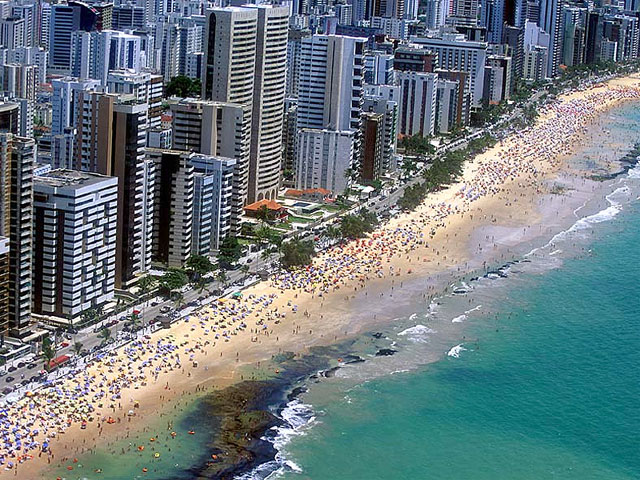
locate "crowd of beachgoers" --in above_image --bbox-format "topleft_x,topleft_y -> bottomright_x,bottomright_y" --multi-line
1,81 -> 639,477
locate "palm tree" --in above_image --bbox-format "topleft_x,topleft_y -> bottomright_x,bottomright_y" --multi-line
138,275 -> 157,300
172,291 -> 185,310
240,264 -> 250,280
217,270 -> 229,289
98,328 -> 112,345
73,342 -> 83,356
41,337 -> 55,371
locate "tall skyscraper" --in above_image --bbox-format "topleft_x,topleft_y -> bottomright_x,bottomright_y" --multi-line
51,77 -> 101,135
191,154 -> 236,255
411,33 -> 488,106
48,2 -> 99,73
203,5 -> 288,210
147,148 -> 194,268
247,5 -> 288,203
202,7 -> 257,231
0,237 -> 8,335
538,0 -> 561,76
72,92 -> 151,288
296,34 -> 365,192
0,133 -> 33,337
32,170 -> 117,321
297,35 -> 366,133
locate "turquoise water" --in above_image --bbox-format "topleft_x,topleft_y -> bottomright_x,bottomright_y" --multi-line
275,199 -> 640,480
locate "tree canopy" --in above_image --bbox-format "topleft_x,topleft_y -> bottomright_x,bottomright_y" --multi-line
159,268 -> 189,294
280,238 -> 315,269
339,209 -> 378,239
399,134 -> 436,155
218,236 -> 243,267
165,76 -> 201,98
186,255 -> 214,279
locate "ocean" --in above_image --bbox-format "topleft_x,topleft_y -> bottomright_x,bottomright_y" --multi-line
250,105 -> 640,480
53,103 -> 640,480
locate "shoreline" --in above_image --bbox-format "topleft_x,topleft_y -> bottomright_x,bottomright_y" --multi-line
13,73 -> 640,480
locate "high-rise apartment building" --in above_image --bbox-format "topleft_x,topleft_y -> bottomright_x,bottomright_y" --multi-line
396,70 -> 438,137
78,94 -> 150,289
51,77 -> 101,135
147,148 -> 194,268
296,34 -> 366,193
202,7 -> 257,231
0,237 -> 8,335
410,33 -> 487,106
538,0 -> 561,77
202,5 -> 289,212
0,133 -> 33,337
191,154 -> 236,255
32,170 -> 117,321
248,5 -> 288,203
71,30 -> 142,85
297,34 -> 366,133
363,84 -> 399,173
296,129 -> 355,194
170,98 -> 245,162
48,2 -> 99,73
0,102 -> 19,134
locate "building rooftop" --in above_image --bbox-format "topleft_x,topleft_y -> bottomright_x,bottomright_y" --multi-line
244,199 -> 286,212
34,169 -> 115,189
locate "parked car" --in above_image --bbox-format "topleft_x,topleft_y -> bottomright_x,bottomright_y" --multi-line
26,363 -> 36,370
160,306 -> 171,313
7,366 -> 16,372
16,362 -> 25,368
5,376 -> 14,383
2,387 -> 13,395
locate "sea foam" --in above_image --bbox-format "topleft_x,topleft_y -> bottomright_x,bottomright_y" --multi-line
398,324 -> 436,343
447,344 -> 467,358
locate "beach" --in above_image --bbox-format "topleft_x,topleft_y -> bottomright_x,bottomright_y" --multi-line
7,74 -> 640,479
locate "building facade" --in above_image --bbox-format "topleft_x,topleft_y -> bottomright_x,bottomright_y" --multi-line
32,170 -> 117,321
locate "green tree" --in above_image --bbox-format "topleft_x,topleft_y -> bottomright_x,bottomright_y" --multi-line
165,75 -> 201,97
186,255 -> 214,281
218,236 -> 243,267
137,275 -> 157,298
42,337 -> 55,371
399,134 -> 435,155
172,291 -> 185,309
255,205 -> 273,223
280,238 -> 315,269
159,268 -> 189,294
339,211 -> 376,239
217,270 -> 229,288
98,328 -> 112,345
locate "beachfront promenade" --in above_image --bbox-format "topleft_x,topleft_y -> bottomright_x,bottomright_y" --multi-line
2,76 -> 640,478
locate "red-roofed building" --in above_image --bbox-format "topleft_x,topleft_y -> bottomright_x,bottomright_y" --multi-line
244,199 -> 288,220
284,188 -> 333,202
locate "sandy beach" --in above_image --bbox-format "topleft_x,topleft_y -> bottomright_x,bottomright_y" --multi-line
8,74 -> 640,479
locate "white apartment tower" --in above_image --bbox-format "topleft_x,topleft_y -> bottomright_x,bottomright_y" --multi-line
32,170 -> 117,321
396,71 -> 438,137
296,34 -> 366,192
248,5 -> 288,203
202,5 -> 289,219
203,7 -> 257,231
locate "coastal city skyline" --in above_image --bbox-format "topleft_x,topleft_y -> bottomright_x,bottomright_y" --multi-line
0,0 -> 638,477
